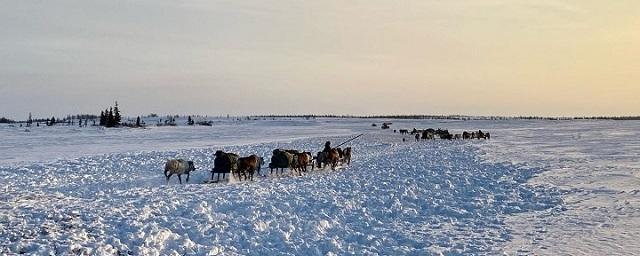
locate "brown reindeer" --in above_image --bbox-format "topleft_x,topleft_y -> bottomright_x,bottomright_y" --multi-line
342,147 -> 352,165
327,148 -> 340,170
303,152 -> 315,171
296,152 -> 312,173
236,155 -> 264,181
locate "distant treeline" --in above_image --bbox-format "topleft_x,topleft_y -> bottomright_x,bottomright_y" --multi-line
0,117 -> 15,123
1,115 -> 97,124
4,114 -> 640,124
253,115 -> 640,120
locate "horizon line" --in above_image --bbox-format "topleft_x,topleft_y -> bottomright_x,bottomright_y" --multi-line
3,114 -> 640,122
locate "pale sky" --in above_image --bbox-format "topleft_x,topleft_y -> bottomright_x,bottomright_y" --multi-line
1,0 -> 638,119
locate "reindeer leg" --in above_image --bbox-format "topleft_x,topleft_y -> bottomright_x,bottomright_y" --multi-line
166,173 -> 172,184
178,174 -> 182,184
186,173 -> 190,183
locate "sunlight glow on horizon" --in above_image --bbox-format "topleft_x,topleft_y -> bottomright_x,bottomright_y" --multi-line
1,0 -> 638,119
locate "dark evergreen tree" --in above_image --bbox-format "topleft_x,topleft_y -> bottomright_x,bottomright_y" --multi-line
27,112 -> 33,127
113,101 -> 121,126
107,108 -> 114,127
136,116 -> 141,127
105,108 -> 110,125
99,111 -> 106,126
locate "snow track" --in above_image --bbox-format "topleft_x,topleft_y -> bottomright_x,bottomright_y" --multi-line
0,130 -> 561,255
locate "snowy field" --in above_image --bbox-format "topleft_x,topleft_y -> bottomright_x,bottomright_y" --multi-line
0,118 -> 638,255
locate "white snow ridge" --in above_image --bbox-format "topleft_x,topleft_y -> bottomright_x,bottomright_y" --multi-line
1,119 -> 638,255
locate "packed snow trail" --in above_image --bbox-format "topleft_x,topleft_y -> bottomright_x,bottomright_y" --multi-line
0,131 -> 561,255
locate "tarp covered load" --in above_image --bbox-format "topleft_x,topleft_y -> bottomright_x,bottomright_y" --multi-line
213,151 -> 239,174
269,149 -> 296,169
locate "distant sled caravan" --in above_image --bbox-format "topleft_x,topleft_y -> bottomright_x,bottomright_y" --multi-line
463,130 -> 490,140
164,159 -> 196,184
210,150 -> 239,182
401,127 -> 491,141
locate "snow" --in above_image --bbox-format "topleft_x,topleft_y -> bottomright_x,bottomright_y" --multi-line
0,118 -> 638,255
0,118 -> 357,166
476,120 -> 640,255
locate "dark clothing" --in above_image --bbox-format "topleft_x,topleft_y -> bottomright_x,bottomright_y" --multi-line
323,141 -> 332,153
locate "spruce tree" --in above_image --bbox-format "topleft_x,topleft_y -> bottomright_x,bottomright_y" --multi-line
113,101 -> 121,126
99,111 -> 106,126
107,108 -> 114,127
136,116 -> 141,127
27,112 -> 33,127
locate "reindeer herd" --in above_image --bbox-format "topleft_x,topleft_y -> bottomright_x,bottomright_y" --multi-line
396,128 -> 491,141
164,146 -> 353,184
